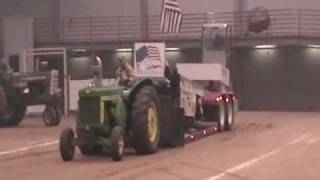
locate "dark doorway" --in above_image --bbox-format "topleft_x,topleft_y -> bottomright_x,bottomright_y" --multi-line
8,54 -> 19,72
232,46 -> 320,111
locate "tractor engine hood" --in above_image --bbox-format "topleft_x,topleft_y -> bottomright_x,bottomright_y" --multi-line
79,85 -> 129,99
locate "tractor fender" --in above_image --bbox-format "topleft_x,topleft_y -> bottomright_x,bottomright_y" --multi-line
128,79 -> 154,103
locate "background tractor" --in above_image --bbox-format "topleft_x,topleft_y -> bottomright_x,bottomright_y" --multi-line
0,59 -> 62,127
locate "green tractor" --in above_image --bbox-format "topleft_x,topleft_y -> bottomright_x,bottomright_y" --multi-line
60,78 -> 166,161
0,60 -> 62,127
59,53 -> 186,161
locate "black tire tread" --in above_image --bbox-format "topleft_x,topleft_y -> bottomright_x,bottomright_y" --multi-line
215,102 -> 226,133
224,101 -> 234,131
59,128 -> 75,161
111,126 -> 124,161
0,84 -> 26,127
0,85 -> 7,117
43,106 -> 61,126
130,86 -> 160,154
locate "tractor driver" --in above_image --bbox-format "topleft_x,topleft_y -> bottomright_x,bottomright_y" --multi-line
116,57 -> 135,86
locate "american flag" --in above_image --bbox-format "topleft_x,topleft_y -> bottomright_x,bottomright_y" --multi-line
160,0 -> 183,33
136,45 -> 163,70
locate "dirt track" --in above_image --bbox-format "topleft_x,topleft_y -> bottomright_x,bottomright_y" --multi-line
0,112 -> 319,180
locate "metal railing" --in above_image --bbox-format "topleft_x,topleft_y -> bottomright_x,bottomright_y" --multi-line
230,9 -> 320,38
34,9 -> 320,44
34,16 -> 142,43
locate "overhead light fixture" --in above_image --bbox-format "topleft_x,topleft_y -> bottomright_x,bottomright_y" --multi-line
255,45 -> 276,49
166,47 -> 180,51
307,45 -> 320,48
116,48 -> 132,52
73,49 -> 87,52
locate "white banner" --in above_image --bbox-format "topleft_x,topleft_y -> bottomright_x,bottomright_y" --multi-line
180,76 -> 205,117
180,77 -> 196,117
134,42 -> 165,78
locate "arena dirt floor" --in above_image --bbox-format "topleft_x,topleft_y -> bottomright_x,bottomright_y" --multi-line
0,111 -> 319,180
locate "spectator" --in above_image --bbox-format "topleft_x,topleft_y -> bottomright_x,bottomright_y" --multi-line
116,57 -> 135,86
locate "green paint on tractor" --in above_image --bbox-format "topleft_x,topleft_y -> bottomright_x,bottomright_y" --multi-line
60,79 -> 163,161
78,84 -> 129,135
79,85 -> 128,98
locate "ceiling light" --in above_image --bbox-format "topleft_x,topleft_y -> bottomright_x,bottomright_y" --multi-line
116,48 -> 132,52
166,47 -> 180,51
73,49 -> 87,52
307,45 -> 320,48
255,45 -> 276,49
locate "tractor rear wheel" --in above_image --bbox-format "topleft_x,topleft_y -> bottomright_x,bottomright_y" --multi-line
0,85 -> 7,118
0,84 -> 26,127
130,86 -> 160,154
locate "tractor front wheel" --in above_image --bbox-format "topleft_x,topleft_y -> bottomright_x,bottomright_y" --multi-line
130,86 -> 160,154
43,105 -> 61,126
111,126 -> 125,161
59,128 -> 75,161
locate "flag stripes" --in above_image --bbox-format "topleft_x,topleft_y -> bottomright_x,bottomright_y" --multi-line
146,46 -> 162,69
160,0 -> 183,33
136,45 -> 162,69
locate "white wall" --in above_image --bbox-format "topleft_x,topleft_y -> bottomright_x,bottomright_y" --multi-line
248,0 -> 320,9
60,0 -> 140,17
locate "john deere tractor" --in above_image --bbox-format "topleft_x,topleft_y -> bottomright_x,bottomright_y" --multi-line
59,57 -> 186,161
0,60 -> 61,127
60,78 -> 166,161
